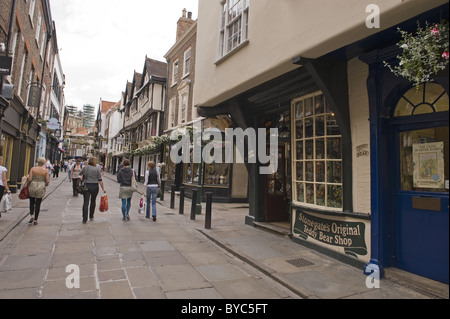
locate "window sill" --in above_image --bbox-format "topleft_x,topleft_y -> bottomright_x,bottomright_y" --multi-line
215,40 -> 249,66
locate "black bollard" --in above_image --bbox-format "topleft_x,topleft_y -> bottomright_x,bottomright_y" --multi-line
205,192 -> 213,229
179,187 -> 185,215
190,189 -> 198,220
170,185 -> 176,209
160,180 -> 165,201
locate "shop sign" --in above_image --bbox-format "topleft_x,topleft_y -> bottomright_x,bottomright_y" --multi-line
293,210 -> 367,257
47,118 -> 60,130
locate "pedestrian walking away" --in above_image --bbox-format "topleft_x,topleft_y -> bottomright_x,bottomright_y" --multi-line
143,161 -> 161,221
71,159 -> 82,196
117,158 -> 134,221
27,157 -> 50,225
80,156 -> 106,224
0,156 -> 12,218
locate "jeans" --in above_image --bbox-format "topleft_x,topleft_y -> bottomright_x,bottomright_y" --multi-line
83,183 -> 99,222
146,187 -> 158,218
121,198 -> 131,219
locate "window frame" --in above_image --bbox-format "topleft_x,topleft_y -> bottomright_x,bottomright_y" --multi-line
172,60 -> 179,87
291,91 -> 343,211
183,47 -> 191,78
218,0 -> 250,59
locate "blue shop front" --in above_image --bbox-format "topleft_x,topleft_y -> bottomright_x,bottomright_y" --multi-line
360,4 -> 449,284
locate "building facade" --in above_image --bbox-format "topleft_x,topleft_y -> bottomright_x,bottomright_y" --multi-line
194,0 -> 448,284
1,0 -> 65,192
119,57 -> 167,181
164,9 -> 248,203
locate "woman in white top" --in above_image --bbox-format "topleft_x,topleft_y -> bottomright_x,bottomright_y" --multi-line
0,156 -> 11,206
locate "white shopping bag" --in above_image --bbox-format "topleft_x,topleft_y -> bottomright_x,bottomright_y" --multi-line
0,194 -> 12,213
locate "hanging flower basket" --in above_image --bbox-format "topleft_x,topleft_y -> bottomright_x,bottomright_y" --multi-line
384,20 -> 449,87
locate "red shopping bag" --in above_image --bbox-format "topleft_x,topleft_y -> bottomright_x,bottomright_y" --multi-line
100,195 -> 109,212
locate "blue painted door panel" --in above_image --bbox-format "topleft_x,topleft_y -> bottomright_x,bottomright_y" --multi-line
396,192 -> 449,283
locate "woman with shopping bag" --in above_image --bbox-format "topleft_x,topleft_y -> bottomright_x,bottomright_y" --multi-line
79,157 -> 106,224
143,161 -> 161,221
117,158 -> 134,221
27,157 -> 50,225
0,156 -> 12,216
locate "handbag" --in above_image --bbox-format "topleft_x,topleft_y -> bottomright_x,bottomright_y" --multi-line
100,194 -> 109,212
77,181 -> 88,194
131,171 -> 138,192
19,185 -> 29,200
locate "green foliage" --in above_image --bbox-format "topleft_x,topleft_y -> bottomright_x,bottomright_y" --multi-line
384,20 -> 449,87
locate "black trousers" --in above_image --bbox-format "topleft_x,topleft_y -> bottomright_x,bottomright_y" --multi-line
29,197 -> 43,220
82,183 -> 99,222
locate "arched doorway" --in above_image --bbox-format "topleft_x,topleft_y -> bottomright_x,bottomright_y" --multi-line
389,83 -> 449,283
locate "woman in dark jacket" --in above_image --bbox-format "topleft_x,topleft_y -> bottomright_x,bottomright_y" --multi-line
142,161 -> 161,221
117,159 -> 134,221
80,157 -> 106,224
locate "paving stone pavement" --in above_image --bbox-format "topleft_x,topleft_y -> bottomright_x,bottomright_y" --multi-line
0,172 -> 448,302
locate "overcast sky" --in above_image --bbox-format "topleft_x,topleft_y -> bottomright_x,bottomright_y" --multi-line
50,0 -> 198,111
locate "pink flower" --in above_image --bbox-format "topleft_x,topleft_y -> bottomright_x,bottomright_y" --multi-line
442,51 -> 450,61
431,27 -> 439,36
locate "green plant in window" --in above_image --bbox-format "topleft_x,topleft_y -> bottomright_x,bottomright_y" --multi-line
384,20 -> 449,87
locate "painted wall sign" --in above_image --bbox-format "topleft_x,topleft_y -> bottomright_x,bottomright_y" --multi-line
356,144 -> 369,158
413,142 -> 444,188
293,210 -> 367,257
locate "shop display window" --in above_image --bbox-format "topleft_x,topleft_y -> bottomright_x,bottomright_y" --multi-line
292,92 -> 343,209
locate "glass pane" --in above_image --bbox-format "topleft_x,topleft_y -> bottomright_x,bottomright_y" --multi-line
305,161 -> 314,182
327,115 -> 340,136
315,115 -> 325,136
316,184 -> 326,206
434,93 -> 449,113
305,140 -> 314,159
304,97 -> 313,116
305,118 -> 313,138
327,185 -> 343,208
315,94 -> 325,114
296,141 -> 303,160
305,183 -> 314,204
296,182 -> 304,202
327,161 -> 342,183
316,138 -> 325,160
316,161 -> 325,182
296,120 -> 303,139
394,97 -> 415,117
327,137 -> 342,159
399,126 -> 448,192
295,161 -> 303,181
424,83 -> 447,106
295,100 -> 304,119
413,104 -> 435,115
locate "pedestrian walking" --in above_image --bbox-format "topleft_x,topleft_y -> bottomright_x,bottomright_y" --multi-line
70,159 -> 82,196
143,161 -> 161,221
27,157 -> 50,225
43,159 -> 53,177
52,161 -> 60,178
80,156 -> 106,224
67,159 -> 74,181
117,159 -> 134,221
0,156 -> 11,217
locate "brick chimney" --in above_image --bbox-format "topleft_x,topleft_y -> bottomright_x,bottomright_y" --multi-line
176,8 -> 195,42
